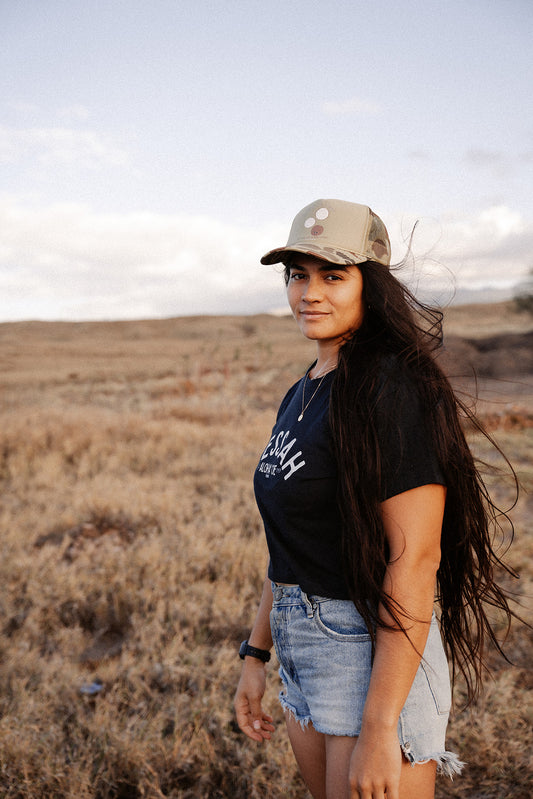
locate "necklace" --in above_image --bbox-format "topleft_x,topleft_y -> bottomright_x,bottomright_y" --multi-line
298,362 -> 336,422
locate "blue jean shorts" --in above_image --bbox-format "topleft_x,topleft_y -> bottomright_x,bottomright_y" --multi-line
269,584 -> 464,778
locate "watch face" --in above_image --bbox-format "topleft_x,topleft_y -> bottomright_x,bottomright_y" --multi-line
239,640 -> 248,659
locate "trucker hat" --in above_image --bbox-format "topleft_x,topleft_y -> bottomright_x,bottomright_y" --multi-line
260,199 -> 391,267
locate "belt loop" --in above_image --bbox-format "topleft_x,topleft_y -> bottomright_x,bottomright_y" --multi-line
273,586 -> 283,601
301,589 -> 315,618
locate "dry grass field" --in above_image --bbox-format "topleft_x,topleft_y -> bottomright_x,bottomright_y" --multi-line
0,303 -> 532,798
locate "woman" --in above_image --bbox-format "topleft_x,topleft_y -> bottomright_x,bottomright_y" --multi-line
234,199 -> 516,799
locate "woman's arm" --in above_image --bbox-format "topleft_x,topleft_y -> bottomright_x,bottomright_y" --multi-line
349,483 -> 446,798
234,576 -> 275,743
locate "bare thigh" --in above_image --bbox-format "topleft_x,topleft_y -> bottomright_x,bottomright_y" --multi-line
325,735 -> 437,799
286,715 -> 437,799
285,713 -> 327,799
398,758 -> 436,798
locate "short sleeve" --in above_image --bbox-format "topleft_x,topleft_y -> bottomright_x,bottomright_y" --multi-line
375,365 -> 445,501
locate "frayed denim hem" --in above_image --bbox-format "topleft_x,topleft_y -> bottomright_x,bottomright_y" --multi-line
278,690 -> 362,737
401,744 -> 465,780
278,691 -> 312,730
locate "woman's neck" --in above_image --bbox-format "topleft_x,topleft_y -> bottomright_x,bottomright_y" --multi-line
309,348 -> 339,379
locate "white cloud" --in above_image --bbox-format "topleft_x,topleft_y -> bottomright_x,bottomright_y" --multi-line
57,105 -> 91,122
0,198 -> 287,321
464,148 -> 505,167
322,98 -> 381,116
12,102 -> 41,116
0,125 -> 128,170
0,199 -> 531,322
391,205 -> 533,299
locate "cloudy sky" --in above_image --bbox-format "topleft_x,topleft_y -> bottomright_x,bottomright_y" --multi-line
1,0 -> 532,321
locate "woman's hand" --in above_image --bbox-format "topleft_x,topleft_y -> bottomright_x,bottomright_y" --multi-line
234,659 -> 275,743
349,725 -> 402,799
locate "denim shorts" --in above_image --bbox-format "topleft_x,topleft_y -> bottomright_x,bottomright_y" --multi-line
270,584 -> 464,778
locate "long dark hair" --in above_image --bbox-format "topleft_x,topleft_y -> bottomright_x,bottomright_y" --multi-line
285,258 -> 519,705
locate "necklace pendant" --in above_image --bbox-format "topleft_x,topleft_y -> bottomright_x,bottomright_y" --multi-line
297,413 -> 304,422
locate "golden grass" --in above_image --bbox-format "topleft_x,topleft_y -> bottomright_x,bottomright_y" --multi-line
0,309 -> 531,798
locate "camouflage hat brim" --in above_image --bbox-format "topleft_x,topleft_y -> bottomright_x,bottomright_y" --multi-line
260,243 -> 368,266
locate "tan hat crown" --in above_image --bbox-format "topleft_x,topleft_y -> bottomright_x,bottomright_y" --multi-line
260,199 -> 391,267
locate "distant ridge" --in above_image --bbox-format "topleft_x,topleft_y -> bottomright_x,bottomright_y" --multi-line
411,284 -> 517,308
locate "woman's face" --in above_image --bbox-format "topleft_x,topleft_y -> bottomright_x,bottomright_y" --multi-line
286,253 -> 365,347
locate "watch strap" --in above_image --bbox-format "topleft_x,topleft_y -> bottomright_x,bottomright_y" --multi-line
239,639 -> 271,662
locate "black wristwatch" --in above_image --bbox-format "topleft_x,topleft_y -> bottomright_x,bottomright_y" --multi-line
239,640 -> 271,663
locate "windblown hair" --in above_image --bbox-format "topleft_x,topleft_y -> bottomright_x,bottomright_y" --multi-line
284,258 -> 518,705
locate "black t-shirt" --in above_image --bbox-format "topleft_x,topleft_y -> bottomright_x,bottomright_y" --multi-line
253,361 -> 445,599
